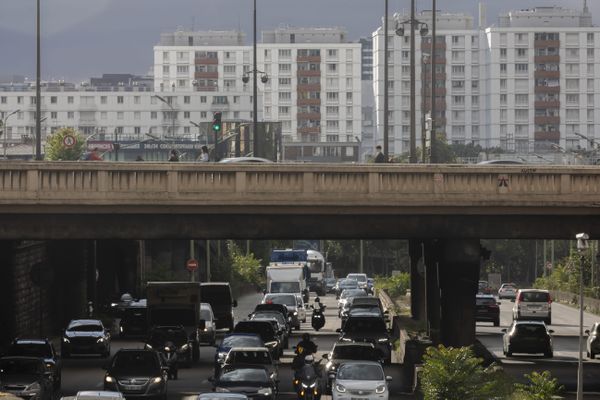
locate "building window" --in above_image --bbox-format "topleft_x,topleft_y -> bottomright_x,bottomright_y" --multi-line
177,65 -> 189,74
68,96 -> 74,104
184,111 -> 190,118
50,96 -> 57,104
201,111 -> 207,118
50,112 -> 57,119
224,65 -> 236,74
279,64 -> 291,73
346,92 -> 353,103
500,64 -> 507,74
500,48 -> 507,59
515,64 -> 528,73
327,64 -> 338,73
117,96 -> 124,104
163,66 -> 170,74
278,49 -> 291,58
0,96 -> 5,104
279,78 -> 291,86
278,92 -> 291,101
200,96 -> 207,103
67,112 -> 74,119
151,111 -> 157,119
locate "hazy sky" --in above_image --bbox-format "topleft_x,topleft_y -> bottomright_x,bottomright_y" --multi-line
0,0 -> 595,82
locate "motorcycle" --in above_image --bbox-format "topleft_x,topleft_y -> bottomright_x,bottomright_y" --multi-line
311,302 -> 326,332
162,341 -> 179,380
294,361 -> 322,400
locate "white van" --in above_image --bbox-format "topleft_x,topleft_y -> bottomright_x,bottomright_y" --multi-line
512,289 -> 552,325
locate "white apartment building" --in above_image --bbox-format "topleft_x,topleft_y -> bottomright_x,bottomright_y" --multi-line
154,27 -> 362,147
373,11 -> 482,155
484,5 -> 599,152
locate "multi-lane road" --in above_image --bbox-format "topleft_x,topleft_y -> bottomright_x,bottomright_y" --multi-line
59,292 -> 408,400
477,296 -> 600,394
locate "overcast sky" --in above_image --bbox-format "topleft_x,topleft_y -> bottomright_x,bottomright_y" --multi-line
0,0 -> 596,82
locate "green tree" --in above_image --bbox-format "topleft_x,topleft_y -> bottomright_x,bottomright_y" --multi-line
420,345 -> 511,400
228,241 -> 265,289
513,371 -> 563,400
45,127 -> 85,160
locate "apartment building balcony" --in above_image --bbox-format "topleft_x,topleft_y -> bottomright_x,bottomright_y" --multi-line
297,55 -> 321,63
194,85 -> 218,92
210,103 -> 229,112
535,70 -> 560,79
535,116 -> 560,125
534,100 -> 560,108
297,112 -> 321,120
297,98 -> 321,106
297,70 -> 321,77
195,71 -> 219,79
297,84 -> 321,92
421,42 -> 447,52
534,55 -> 560,63
195,57 -> 218,65
534,86 -> 560,94
534,40 -> 560,48
298,126 -> 321,134
534,131 -> 560,141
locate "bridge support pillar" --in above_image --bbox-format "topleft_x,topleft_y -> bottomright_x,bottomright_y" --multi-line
409,239 -> 426,321
423,240 -> 441,344
438,239 -> 481,347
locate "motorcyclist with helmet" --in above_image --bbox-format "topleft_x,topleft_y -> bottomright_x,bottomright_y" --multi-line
297,333 -> 318,355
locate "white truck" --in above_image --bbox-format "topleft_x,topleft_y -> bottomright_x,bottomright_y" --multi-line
266,265 -> 307,301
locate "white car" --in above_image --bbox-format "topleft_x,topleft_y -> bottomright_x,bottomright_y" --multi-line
498,283 -> 517,299
347,273 -> 368,291
512,289 -> 552,325
199,303 -> 217,345
331,361 -> 391,400
294,293 -> 307,323
262,293 -> 302,329
61,391 -> 124,400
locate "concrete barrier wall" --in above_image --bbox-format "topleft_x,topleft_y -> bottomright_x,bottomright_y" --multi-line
550,290 -> 600,315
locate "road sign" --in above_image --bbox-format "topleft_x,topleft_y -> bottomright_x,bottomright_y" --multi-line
186,258 -> 199,272
63,134 -> 77,148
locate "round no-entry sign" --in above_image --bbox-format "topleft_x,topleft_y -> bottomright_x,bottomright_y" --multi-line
63,134 -> 77,148
186,258 -> 199,272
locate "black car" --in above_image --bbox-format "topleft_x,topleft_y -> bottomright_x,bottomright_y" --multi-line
5,338 -> 62,390
146,326 -> 193,367
219,347 -> 278,383
337,316 -> 392,364
200,283 -> 238,331
211,366 -> 276,400
233,321 -> 282,359
249,312 -> 289,349
476,295 -> 500,327
322,342 -> 382,394
104,349 -> 168,400
502,321 -> 554,358
335,279 -> 359,299
62,319 -> 111,358
118,301 -> 148,338
0,357 -> 54,400
253,304 -> 291,333
214,333 -> 265,372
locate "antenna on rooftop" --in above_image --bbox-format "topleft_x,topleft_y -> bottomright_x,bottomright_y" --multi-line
584,0 -> 589,13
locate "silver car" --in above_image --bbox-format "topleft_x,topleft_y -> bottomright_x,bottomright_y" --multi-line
199,303 -> 217,346
331,361 -> 391,400
586,322 -> 600,359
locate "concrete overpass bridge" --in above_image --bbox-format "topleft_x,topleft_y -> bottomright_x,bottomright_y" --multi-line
2,161 -> 600,348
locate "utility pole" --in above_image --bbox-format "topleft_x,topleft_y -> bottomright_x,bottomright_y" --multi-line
253,0 -> 259,156
35,0 -> 42,160
409,0 -> 417,163
430,0 -> 437,163
383,0 -> 389,159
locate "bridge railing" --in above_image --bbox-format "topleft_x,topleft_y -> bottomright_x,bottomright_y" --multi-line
1,162 -> 600,208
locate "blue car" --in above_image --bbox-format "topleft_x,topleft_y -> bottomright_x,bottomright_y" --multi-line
214,333 -> 264,377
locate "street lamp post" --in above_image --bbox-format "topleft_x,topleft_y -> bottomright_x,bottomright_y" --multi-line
395,2 -> 429,163
430,0 -> 437,163
383,0 -> 389,160
576,232 -> 589,400
2,109 -> 21,160
154,95 -> 176,140
35,0 -> 42,160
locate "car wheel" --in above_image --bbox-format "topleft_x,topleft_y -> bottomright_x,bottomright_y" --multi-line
192,342 -> 200,363
545,351 -> 553,358
545,317 -> 552,326
592,352 -> 596,360
506,346 -> 512,357
494,319 -> 500,327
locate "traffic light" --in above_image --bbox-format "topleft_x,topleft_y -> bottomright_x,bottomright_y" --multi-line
212,112 -> 222,132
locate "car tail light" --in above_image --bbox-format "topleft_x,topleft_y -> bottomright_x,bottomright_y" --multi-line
548,296 -> 552,304
489,304 -> 499,309
517,293 -> 524,303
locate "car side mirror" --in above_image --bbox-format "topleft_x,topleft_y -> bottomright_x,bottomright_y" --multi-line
336,328 -> 341,333
263,289 -> 267,295
273,360 -> 280,366
497,302 -> 502,305
198,319 -> 206,330
248,314 -> 253,318
386,376 -> 393,382
233,300 -> 238,308
328,373 -> 336,380
586,330 -> 591,335
501,329 -> 507,333
208,377 -> 214,382
322,354 -> 329,360
548,330 -> 555,334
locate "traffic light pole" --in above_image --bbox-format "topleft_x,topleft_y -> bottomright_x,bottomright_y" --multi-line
252,0 -> 258,157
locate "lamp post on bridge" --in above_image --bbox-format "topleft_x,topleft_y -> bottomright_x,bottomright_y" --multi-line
576,232 -> 589,400
2,109 -> 21,160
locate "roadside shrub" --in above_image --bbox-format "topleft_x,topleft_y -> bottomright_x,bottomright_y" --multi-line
375,273 -> 410,298
513,371 -> 563,400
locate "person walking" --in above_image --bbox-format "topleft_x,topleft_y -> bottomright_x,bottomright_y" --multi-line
374,145 -> 386,163
168,149 -> 179,161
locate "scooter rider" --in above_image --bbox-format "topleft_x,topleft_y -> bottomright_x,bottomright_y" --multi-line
297,333 -> 318,355
313,297 -> 325,312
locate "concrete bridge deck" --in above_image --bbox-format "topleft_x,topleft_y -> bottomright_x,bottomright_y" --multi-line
1,162 -> 600,239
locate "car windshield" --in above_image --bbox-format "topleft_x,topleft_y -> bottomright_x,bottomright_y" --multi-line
265,295 -> 295,307
341,289 -> 365,299
344,318 -> 387,334
112,352 -> 160,375
228,351 -> 271,365
476,297 -> 496,306
514,324 -> 547,337
200,310 -> 212,321
0,359 -> 41,375
270,282 -> 300,293
347,274 -> 367,283
67,324 -> 103,332
520,292 -> 549,302
333,345 -> 377,360
219,368 -> 269,383
349,307 -> 381,316
337,364 -> 383,380
222,335 -> 263,348
150,308 -> 196,326
340,280 -> 358,288
201,286 -> 232,304
270,250 -> 307,263
6,343 -> 52,358
234,323 -> 275,341
254,312 -> 285,325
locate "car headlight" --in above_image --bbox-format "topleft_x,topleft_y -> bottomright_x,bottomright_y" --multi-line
145,344 -> 153,350
119,326 -> 123,333
97,338 -> 105,343
152,377 -> 163,384
258,388 -> 272,395
63,337 -> 70,343
340,337 -> 352,342
164,347 -> 171,352
24,382 -> 41,393
293,311 -> 298,316
376,384 -> 386,394
335,384 -> 346,393
325,361 -> 333,370
265,341 -> 278,348
215,388 -> 230,393
45,363 -> 53,369
105,376 -> 115,383
378,338 -> 389,343
310,382 -> 317,388
217,352 -> 226,361
181,344 -> 189,351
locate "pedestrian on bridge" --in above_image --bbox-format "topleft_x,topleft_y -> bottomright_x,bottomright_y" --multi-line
374,145 -> 386,163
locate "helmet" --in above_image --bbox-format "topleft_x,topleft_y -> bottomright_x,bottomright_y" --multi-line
304,355 -> 314,364
314,297 -> 321,303
302,333 -> 311,342
120,293 -> 133,303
